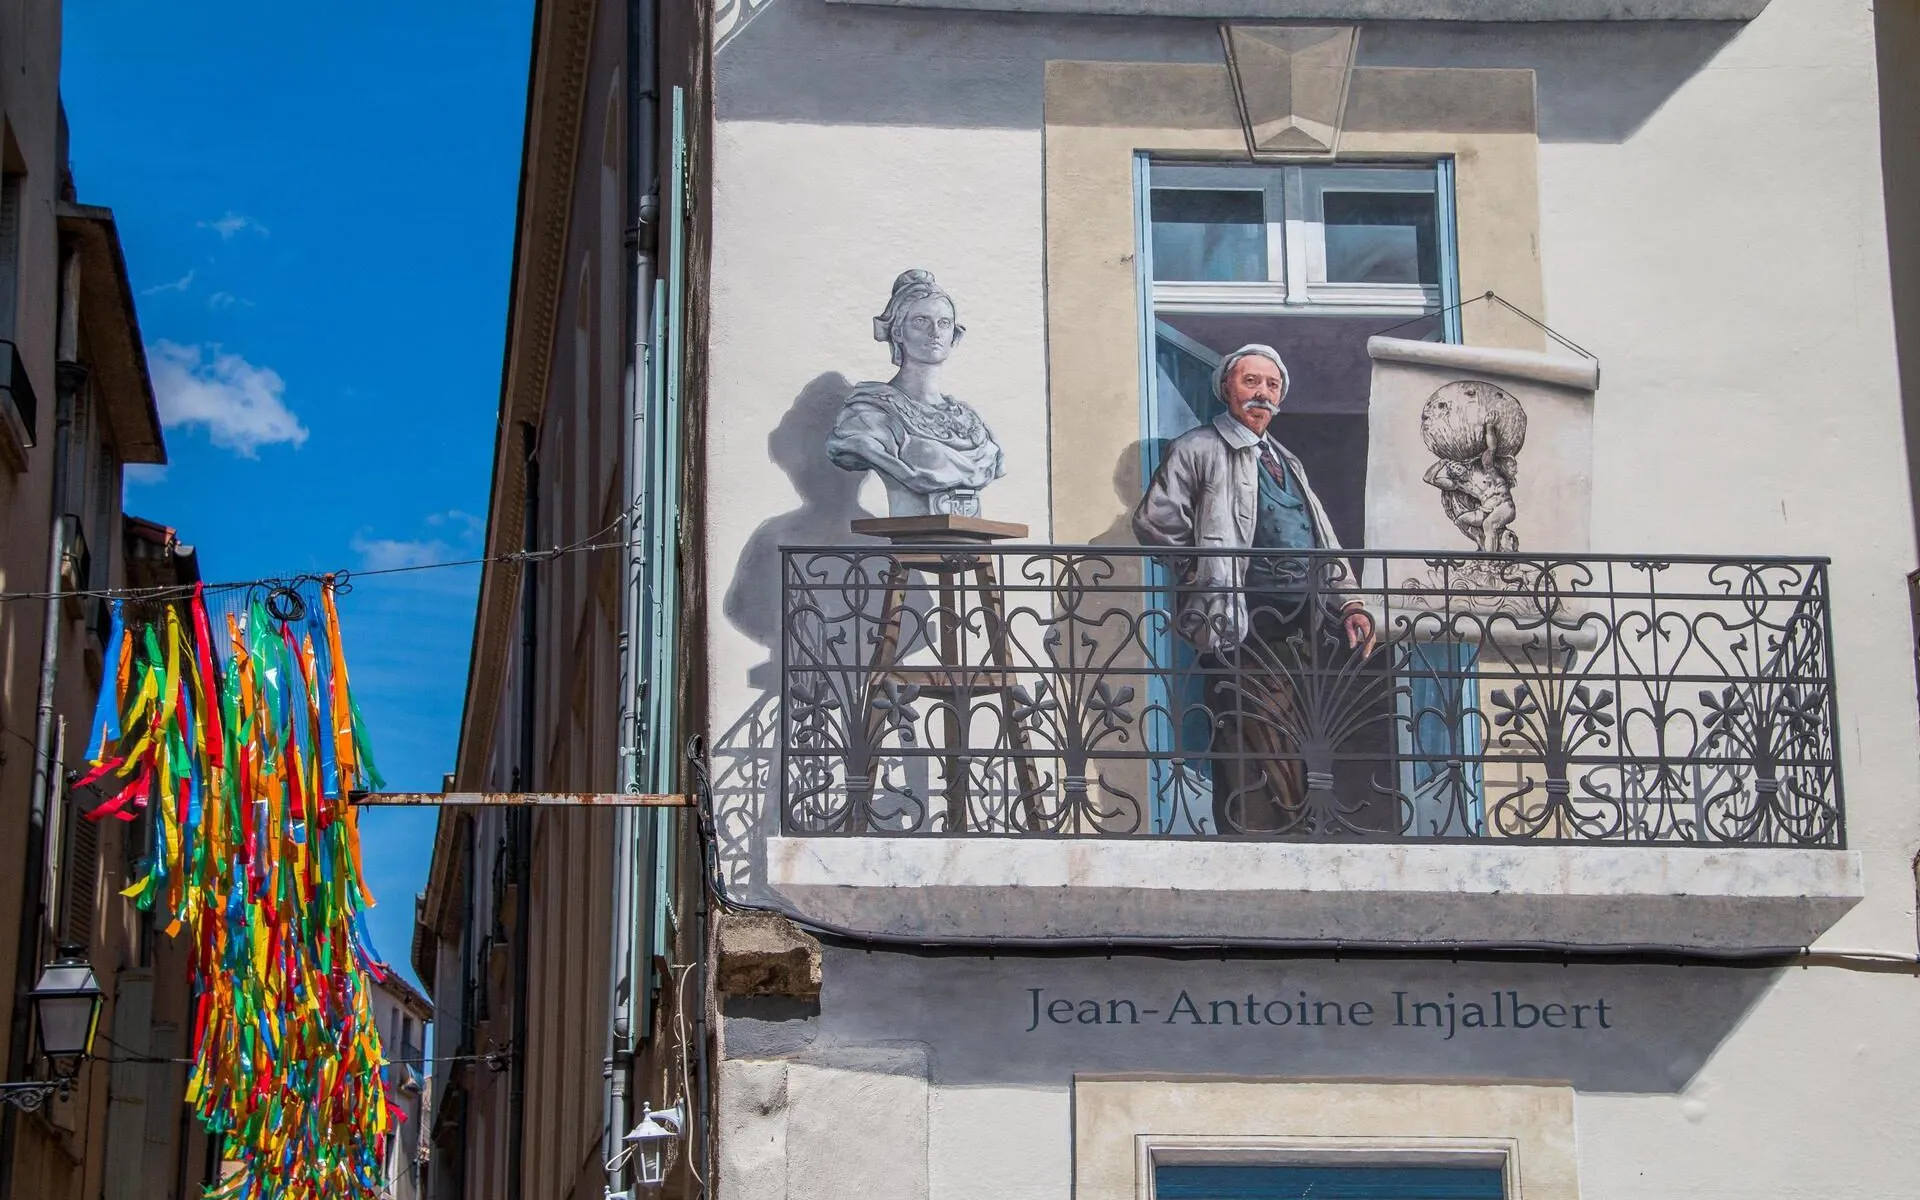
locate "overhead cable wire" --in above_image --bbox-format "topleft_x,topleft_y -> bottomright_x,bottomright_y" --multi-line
0,512 -> 635,606
93,1029 -> 502,1071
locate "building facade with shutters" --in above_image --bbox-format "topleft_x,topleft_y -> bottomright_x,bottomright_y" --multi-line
423,0 -> 1920,1198
412,2 -> 710,1199
0,3 -> 217,1196
371,971 -> 435,1200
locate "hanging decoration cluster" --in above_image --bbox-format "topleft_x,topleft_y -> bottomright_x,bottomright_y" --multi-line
78,577 -> 399,1199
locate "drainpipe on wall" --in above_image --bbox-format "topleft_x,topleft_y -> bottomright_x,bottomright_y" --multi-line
609,2 -> 660,1194
39,716 -> 66,953
507,422 -> 539,1200
0,241 -> 83,1200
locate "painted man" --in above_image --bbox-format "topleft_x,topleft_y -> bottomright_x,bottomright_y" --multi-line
1132,344 -> 1376,834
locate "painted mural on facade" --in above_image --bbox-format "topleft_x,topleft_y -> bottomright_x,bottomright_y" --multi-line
825,269 -> 1004,519
1421,380 -> 1526,553
782,222 -> 1833,852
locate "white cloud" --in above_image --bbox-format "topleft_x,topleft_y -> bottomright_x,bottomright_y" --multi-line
350,533 -> 453,572
122,464 -> 169,487
198,212 -> 269,240
424,509 -> 485,542
140,269 -> 195,296
147,341 -> 308,457
207,291 -> 250,310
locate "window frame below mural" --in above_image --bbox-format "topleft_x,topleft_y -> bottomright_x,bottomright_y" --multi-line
1143,1138 -> 1516,1200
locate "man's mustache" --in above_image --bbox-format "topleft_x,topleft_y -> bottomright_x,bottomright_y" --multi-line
1242,397 -> 1279,414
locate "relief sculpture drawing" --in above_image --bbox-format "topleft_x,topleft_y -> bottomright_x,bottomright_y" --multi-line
1420,380 -> 1527,552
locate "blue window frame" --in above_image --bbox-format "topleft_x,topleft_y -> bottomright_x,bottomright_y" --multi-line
1156,1163 -> 1505,1200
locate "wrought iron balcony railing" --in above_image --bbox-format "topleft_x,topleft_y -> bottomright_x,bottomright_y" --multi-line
780,547 -> 1841,846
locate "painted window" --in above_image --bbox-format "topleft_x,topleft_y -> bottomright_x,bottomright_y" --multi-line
1156,1163 -> 1505,1200
1135,158 -> 1481,836
1140,161 -> 1458,541
1150,188 -> 1268,282
1147,163 -> 1451,320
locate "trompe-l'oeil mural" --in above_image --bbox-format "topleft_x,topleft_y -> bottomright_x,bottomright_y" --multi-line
1133,343 -> 1376,655
825,269 -> 1005,519
1421,380 -> 1526,554
792,269 -> 1832,849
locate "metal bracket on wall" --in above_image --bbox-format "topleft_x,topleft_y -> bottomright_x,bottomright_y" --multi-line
0,1078 -> 68,1112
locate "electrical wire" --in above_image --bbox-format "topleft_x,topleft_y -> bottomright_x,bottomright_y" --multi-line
0,513 -> 635,606
93,1029 -> 508,1070
671,962 -> 703,1189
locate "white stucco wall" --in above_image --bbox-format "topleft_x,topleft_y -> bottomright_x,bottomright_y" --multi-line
704,0 -> 1920,1197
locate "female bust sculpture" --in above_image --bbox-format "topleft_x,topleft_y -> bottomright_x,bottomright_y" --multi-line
825,269 -> 1004,518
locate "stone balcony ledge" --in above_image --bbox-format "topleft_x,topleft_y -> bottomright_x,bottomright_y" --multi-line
763,835 -> 1863,950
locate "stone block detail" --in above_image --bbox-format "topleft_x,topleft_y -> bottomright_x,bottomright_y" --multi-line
716,910 -> 824,1000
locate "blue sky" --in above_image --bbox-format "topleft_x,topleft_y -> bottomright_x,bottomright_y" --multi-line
62,0 -> 533,987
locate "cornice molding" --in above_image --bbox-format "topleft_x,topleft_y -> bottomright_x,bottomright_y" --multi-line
455,0 -> 599,790
413,813 -> 469,988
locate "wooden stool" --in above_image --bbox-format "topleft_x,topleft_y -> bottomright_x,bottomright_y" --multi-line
850,515 -> 1041,832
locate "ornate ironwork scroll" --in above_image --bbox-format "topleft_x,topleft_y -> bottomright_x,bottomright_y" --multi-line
780,547 -> 1842,847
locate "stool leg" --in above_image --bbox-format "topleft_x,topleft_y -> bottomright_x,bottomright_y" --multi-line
977,560 -> 1045,830
851,561 -> 912,833
938,574 -> 968,832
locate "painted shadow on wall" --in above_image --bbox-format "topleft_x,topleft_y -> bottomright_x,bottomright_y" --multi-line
717,0 -> 1743,144
716,373 -> 880,891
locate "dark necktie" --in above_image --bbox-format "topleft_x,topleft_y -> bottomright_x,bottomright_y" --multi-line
1258,441 -> 1287,488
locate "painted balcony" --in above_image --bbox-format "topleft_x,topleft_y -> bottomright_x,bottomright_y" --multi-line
768,546 -> 1861,948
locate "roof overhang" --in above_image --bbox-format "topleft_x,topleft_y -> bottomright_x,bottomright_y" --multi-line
825,0 -> 1770,18
413,812 -> 471,997
453,0 -> 598,790
122,515 -> 200,589
374,969 -> 435,1022
57,202 -> 165,466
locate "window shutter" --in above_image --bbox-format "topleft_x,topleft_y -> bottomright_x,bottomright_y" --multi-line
59,798 -> 100,949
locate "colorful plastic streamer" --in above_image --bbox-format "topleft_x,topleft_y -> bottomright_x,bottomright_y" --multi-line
78,577 -> 398,1199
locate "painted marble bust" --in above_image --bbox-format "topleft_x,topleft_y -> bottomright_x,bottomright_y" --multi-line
825,269 -> 1004,518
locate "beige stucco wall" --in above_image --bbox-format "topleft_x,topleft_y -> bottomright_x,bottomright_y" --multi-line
1538,1 -> 1915,954
705,0 -> 1920,1197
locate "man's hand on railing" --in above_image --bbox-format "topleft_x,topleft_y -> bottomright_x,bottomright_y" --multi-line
1342,601 -> 1376,657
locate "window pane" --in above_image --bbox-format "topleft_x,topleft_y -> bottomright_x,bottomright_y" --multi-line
1323,191 -> 1439,286
1156,1164 -> 1504,1200
1151,189 -> 1267,282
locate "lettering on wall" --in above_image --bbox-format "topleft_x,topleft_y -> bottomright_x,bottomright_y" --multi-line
1024,986 -> 1614,1041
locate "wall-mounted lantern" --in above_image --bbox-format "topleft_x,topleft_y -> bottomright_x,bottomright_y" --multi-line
623,1101 -> 685,1189
0,952 -> 103,1112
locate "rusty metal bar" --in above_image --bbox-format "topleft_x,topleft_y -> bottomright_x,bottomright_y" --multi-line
350,791 -> 692,808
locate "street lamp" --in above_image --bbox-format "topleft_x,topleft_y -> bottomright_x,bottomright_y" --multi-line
623,1102 -> 685,1189
0,952 -> 103,1112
